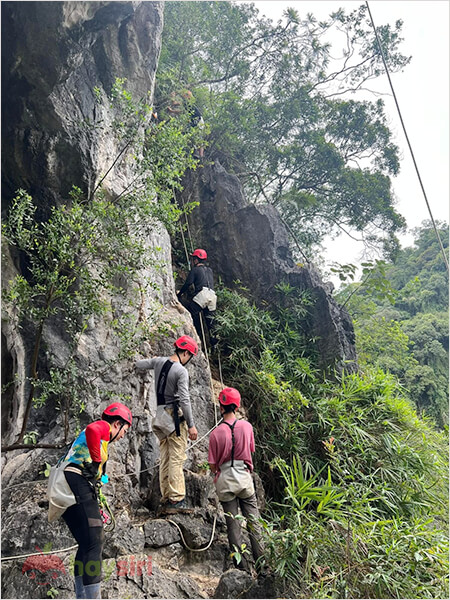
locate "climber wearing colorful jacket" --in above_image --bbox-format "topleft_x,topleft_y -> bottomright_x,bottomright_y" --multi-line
177,249 -> 217,348
135,335 -> 198,514
208,388 -> 265,574
62,402 -> 132,599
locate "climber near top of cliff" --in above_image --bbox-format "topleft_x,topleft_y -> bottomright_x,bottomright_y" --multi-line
135,335 -> 198,514
59,402 -> 132,599
177,248 -> 217,349
208,387 -> 267,575
166,89 -> 205,158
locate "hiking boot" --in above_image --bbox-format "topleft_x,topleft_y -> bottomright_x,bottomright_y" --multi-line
155,499 -> 168,517
162,499 -> 193,514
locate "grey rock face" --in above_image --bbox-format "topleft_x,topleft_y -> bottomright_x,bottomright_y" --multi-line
144,519 -> 181,548
213,568 -> 254,599
2,0 -> 163,204
181,161 -> 357,374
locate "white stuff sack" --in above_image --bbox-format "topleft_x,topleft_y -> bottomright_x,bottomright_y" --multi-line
192,287 -> 217,311
152,405 -> 176,440
47,463 -> 77,522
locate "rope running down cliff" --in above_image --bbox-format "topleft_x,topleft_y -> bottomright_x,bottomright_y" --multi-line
176,187 -> 222,425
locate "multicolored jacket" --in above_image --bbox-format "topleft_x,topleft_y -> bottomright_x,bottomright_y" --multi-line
65,420 -> 111,479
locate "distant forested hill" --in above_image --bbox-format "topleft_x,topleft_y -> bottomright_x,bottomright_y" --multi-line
337,221 -> 449,428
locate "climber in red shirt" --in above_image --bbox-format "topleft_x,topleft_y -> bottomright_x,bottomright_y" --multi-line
208,388 -> 265,574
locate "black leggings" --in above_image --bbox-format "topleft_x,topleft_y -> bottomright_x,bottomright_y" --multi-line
63,472 -> 104,585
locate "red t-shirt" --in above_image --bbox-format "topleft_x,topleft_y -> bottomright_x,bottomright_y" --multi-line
208,419 -> 255,476
85,420 -> 111,462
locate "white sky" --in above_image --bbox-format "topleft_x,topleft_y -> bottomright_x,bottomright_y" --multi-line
237,1 -> 449,281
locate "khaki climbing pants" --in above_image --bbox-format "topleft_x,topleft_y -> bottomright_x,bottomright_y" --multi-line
159,420 -> 188,502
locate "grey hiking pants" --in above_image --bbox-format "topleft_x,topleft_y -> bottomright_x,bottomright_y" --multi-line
221,493 -> 264,571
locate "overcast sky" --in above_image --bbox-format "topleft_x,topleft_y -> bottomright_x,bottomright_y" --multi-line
237,1 -> 449,279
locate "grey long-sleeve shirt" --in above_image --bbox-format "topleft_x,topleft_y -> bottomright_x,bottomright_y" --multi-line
135,357 -> 194,428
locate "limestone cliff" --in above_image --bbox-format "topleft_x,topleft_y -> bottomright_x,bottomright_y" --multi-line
1,2 -> 224,598
178,163 -> 356,374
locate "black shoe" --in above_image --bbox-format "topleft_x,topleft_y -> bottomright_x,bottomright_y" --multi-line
162,499 -> 193,515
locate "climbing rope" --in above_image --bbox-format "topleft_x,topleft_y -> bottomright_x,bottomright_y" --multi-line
155,515 -> 218,553
1,545 -> 79,563
179,189 -> 195,256
366,0 -> 449,272
98,488 -> 116,532
1,515 -> 219,562
175,185 -> 220,425
217,349 -> 224,389
199,313 -> 219,426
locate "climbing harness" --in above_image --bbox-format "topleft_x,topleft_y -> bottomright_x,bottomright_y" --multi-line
223,420 -> 238,467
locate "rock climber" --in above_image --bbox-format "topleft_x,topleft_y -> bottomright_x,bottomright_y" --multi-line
167,89 -> 205,158
135,335 -> 198,514
61,402 -> 132,599
208,387 -> 266,574
177,248 -> 217,348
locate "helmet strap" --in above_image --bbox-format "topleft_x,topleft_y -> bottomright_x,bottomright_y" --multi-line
110,422 -> 124,443
176,349 -> 192,365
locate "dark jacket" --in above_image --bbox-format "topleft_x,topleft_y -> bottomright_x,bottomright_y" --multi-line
178,264 -> 214,296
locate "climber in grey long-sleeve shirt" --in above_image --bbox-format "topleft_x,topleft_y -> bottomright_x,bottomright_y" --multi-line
135,356 -> 194,428
135,335 -> 199,514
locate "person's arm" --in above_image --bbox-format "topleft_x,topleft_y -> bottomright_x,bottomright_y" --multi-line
177,268 -> 196,297
176,368 -> 194,427
176,368 -> 197,440
135,357 -> 157,370
208,433 -> 218,473
83,421 -> 111,480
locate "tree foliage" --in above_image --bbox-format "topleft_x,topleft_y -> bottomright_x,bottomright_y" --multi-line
212,281 -> 448,599
157,1 -> 410,255
337,222 -> 449,428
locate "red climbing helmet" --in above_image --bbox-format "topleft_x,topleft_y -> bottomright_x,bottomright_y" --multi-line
102,402 -> 133,426
174,335 -> 199,356
218,387 -> 241,409
191,249 -> 207,260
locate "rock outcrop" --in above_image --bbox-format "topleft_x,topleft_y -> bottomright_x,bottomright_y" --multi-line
179,162 -> 357,374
